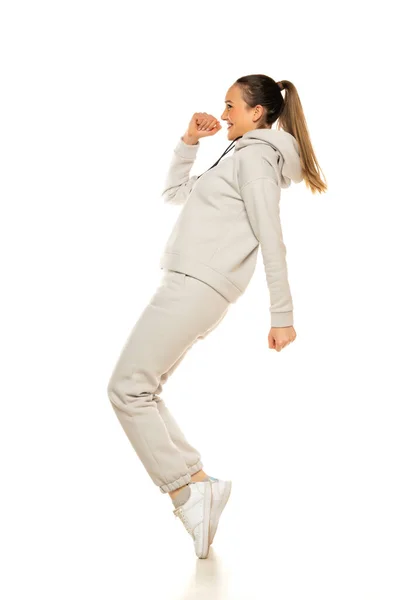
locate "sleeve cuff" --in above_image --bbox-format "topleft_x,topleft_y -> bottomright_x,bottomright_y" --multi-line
174,137 -> 200,159
270,311 -> 293,328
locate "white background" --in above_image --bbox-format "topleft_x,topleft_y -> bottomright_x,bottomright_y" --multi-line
1,1 -> 399,599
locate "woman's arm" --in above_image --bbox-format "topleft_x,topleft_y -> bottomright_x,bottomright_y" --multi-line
161,136 -> 200,205
240,176 -> 294,328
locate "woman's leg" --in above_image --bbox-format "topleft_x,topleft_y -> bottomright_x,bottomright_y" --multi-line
154,303 -> 229,482
107,270 -> 230,494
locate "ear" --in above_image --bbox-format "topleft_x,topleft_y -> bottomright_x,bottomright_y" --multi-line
253,104 -> 266,123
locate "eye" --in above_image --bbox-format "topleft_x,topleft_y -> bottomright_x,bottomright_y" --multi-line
226,104 -> 232,109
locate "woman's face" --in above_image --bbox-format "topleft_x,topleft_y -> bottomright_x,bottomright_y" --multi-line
221,84 -> 270,139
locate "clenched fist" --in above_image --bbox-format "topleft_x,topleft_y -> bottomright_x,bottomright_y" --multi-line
183,112 -> 222,144
268,326 -> 297,352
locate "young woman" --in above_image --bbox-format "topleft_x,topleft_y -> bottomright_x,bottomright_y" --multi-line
107,74 -> 327,559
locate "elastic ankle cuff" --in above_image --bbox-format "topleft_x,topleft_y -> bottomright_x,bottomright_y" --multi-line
160,472 -> 191,494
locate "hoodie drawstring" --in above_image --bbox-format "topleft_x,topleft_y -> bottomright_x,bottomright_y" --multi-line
197,136 -> 242,179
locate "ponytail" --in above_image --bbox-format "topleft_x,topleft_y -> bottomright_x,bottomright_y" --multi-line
276,80 -> 327,194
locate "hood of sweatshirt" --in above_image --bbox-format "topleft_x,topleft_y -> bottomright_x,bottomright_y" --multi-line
233,128 -> 303,188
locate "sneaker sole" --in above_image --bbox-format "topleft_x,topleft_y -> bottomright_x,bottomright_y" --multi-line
197,481 -> 212,559
210,480 -> 232,545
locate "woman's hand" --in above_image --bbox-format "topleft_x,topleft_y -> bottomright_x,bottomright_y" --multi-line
268,326 -> 297,352
184,112 -> 222,143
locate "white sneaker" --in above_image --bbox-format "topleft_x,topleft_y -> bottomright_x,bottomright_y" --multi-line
208,477 -> 232,544
173,480 -> 212,559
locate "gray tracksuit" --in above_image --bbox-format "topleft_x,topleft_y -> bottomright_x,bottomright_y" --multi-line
160,128 -> 303,327
107,129 -> 304,495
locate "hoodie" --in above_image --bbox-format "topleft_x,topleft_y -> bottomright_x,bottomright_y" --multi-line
159,128 -> 303,327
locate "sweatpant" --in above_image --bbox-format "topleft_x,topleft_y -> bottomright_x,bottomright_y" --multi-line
107,269 -> 231,494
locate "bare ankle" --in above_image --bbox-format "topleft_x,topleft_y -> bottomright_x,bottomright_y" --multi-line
168,470 -> 209,499
190,469 -> 209,483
